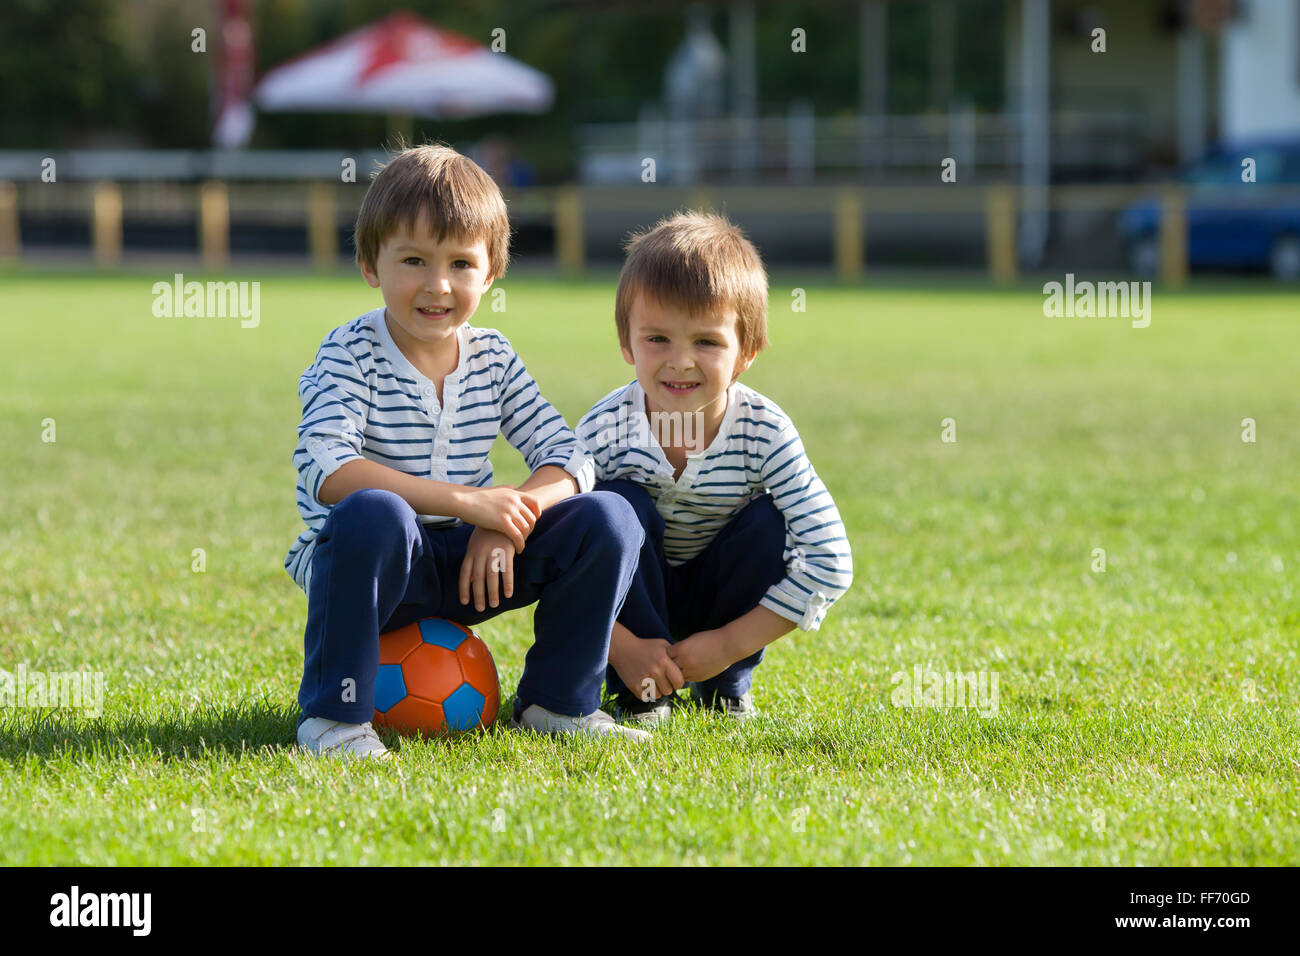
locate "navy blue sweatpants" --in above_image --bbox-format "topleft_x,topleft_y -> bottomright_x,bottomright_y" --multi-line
297,488 -> 644,722
596,479 -> 788,699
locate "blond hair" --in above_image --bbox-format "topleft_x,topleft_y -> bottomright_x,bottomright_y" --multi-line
353,143 -> 510,278
615,211 -> 769,360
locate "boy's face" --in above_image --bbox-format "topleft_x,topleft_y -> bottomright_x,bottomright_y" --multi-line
360,216 -> 494,356
621,291 -> 755,423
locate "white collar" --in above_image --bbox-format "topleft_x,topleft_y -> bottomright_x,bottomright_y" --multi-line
627,378 -> 740,476
372,308 -> 470,394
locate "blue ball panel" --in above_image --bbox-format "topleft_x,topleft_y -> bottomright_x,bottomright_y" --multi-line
373,664 -> 407,713
441,683 -> 486,731
418,618 -> 468,651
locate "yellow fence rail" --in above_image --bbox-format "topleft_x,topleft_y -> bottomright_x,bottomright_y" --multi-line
0,180 -> 1219,285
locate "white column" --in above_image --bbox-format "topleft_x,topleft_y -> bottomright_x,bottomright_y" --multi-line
1220,0 -> 1300,141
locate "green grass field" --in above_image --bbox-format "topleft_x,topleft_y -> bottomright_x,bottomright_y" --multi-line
1,269 -> 1296,865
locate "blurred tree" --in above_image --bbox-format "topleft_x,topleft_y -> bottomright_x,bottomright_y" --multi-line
0,0 -> 137,147
757,3 -> 859,113
956,0 -> 1004,112
132,1 -> 216,147
888,0 -> 930,114
0,0 -> 1007,173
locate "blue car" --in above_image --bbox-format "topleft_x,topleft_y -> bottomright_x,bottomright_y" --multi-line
1119,138 -> 1300,280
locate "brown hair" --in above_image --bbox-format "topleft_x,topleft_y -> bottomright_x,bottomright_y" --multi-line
615,210 -> 769,362
353,142 -> 510,278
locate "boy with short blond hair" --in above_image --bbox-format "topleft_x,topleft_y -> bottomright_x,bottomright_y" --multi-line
577,211 -> 854,723
287,144 -> 649,756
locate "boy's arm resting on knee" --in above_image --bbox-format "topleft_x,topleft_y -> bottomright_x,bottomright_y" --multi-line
317,459 -> 471,515
318,460 -> 539,551
516,464 -> 579,512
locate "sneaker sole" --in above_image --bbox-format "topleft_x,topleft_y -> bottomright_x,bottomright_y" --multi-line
297,744 -> 392,760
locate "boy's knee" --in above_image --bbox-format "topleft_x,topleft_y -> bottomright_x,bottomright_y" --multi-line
741,494 -> 784,540
570,490 -> 645,553
594,479 -> 663,536
326,488 -> 414,544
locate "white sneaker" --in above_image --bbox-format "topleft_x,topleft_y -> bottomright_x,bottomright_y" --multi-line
510,701 -> 651,743
297,716 -> 391,760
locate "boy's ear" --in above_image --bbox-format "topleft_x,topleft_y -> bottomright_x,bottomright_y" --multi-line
621,344 -> 635,366
734,350 -> 757,378
359,259 -> 381,289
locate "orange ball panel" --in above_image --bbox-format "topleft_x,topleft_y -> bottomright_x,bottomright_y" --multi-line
375,694 -> 445,736
377,622 -> 423,665
480,685 -> 500,728
403,643 -> 466,702
457,636 -> 499,693
457,635 -> 499,728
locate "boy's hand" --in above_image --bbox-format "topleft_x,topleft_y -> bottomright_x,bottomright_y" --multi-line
457,485 -> 541,552
612,637 -> 684,701
458,528 -> 516,612
666,630 -> 735,683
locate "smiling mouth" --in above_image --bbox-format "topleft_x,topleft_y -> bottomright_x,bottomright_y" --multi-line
417,306 -> 452,319
661,381 -> 700,394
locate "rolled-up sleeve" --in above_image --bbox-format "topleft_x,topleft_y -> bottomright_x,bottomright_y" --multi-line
292,345 -> 369,506
758,425 -> 854,631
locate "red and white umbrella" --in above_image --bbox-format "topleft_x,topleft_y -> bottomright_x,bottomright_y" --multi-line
252,11 -> 554,120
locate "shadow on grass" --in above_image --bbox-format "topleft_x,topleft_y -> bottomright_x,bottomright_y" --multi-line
0,697 -> 299,762
0,694 -> 525,763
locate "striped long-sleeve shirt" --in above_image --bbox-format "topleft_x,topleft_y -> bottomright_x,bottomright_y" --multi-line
285,308 -> 594,594
576,379 -> 852,631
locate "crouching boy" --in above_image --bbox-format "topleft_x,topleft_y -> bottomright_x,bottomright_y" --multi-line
577,212 -> 854,724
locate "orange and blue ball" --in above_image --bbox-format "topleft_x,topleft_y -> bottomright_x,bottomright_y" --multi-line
373,618 -> 500,736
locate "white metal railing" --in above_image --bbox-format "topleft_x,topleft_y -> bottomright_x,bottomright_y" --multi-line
0,150 -> 391,182
578,110 -> 1147,184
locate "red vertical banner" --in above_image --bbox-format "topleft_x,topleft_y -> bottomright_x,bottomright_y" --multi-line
213,0 -> 255,148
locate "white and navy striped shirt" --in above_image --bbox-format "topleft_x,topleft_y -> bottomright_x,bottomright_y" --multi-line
285,308 -> 594,594
576,379 -> 852,631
